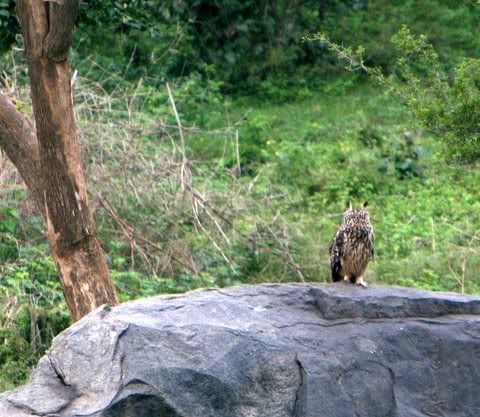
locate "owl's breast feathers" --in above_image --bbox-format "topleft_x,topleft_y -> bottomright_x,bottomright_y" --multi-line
329,215 -> 374,282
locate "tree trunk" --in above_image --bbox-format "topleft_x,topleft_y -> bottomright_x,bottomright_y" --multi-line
4,0 -> 120,321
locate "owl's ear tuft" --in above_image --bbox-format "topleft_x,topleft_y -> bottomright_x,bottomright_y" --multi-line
345,201 -> 352,210
363,201 -> 369,208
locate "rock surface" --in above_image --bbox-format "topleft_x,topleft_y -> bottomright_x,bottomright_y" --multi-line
1,283 -> 480,417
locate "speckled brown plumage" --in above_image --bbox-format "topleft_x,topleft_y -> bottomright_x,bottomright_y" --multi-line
329,203 -> 374,287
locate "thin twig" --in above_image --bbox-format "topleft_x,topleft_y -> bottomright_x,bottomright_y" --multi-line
100,197 -> 199,274
235,130 -> 241,177
166,82 -> 189,192
431,217 -> 437,258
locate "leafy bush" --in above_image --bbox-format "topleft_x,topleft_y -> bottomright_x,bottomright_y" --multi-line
386,26 -> 480,162
321,0 -> 480,73
0,206 -> 18,234
378,132 -> 426,180
313,25 -> 480,163
0,255 -> 70,389
4,1 -> 480,93
142,68 -> 227,127
358,126 -> 383,148
0,0 -> 17,53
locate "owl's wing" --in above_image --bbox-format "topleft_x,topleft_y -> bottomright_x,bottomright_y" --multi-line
368,228 -> 375,259
329,229 -> 344,282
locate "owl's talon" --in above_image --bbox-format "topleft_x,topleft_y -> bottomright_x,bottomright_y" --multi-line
355,278 -> 368,288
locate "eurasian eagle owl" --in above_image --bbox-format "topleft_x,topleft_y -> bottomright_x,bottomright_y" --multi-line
329,202 -> 374,288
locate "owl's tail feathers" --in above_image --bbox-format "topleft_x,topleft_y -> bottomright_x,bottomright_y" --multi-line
331,258 -> 343,282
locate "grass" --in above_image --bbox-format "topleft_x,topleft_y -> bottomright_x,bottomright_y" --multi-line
225,83 -> 480,293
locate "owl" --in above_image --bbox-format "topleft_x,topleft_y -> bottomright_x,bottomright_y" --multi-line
329,202 -> 374,288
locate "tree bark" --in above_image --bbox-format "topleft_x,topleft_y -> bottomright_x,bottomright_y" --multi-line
0,0 -> 120,321
0,95 -> 44,215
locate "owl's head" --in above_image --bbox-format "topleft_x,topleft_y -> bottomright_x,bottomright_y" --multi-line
343,202 -> 370,226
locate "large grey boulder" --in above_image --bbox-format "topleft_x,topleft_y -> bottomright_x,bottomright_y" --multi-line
1,283 -> 480,417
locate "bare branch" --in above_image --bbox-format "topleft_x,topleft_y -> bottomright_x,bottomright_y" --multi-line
166,82 -> 190,192
0,95 -> 44,215
100,197 -> 200,274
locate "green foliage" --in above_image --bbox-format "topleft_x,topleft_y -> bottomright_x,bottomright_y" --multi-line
143,68 -> 228,128
78,1 -> 166,32
378,132 -> 426,180
321,0 -> 480,73
0,324 -> 38,392
70,0 -> 334,91
0,0 -> 17,53
313,25 -> 480,163
0,207 -> 19,263
4,1 -> 480,94
0,254 -> 71,389
257,75 -> 315,104
388,26 -> 480,162
358,126 -> 383,148
0,234 -> 18,263
0,206 -> 18,234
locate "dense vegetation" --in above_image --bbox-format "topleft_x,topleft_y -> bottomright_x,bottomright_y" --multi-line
1,0 -> 480,390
